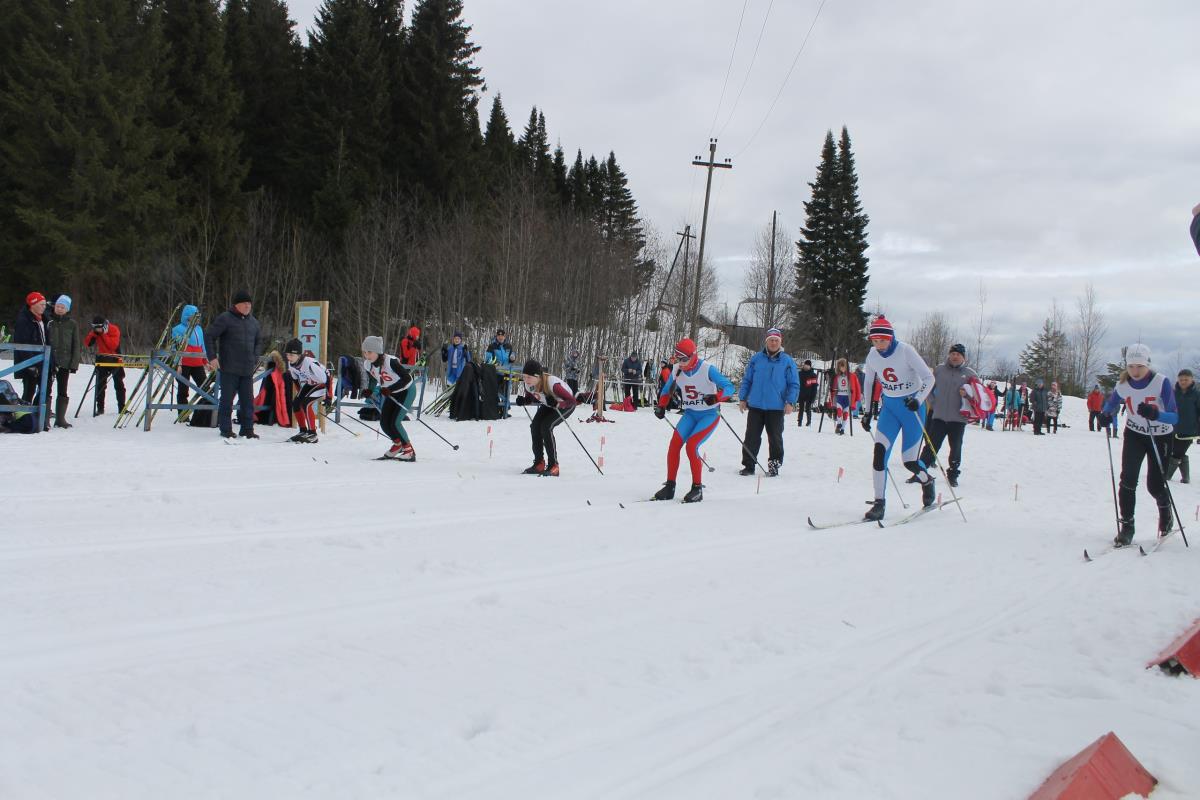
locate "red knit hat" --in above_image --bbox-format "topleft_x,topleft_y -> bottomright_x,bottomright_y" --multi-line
867,315 -> 894,341
26,291 -> 45,307
674,338 -> 697,361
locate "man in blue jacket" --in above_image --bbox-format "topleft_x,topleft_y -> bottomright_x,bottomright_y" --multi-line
738,327 -> 799,477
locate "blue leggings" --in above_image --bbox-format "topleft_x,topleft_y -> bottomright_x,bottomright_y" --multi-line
872,395 -> 932,498
667,408 -> 720,484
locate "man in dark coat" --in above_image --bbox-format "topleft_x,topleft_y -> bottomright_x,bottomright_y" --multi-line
12,292 -> 49,405
203,289 -> 263,439
796,359 -> 819,427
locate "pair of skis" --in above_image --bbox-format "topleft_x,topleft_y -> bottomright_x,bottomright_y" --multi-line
1083,530 -> 1179,561
807,498 -> 962,530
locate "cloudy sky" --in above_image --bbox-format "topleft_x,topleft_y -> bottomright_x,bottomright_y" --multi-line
289,0 -> 1198,373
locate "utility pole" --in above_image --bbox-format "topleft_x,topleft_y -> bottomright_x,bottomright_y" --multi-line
765,210 -> 777,329
689,138 -> 732,340
675,225 -> 695,340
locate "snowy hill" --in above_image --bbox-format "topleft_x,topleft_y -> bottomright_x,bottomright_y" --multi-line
3,371 -> 1198,798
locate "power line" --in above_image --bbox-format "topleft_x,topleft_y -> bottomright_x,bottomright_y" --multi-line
716,0 -> 776,138
707,0 -> 753,137
731,0 -> 830,159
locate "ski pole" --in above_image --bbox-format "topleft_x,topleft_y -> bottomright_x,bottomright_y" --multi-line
317,403 -> 360,438
553,404 -> 604,475
1144,428 -> 1189,546
918,419 -> 968,522
1104,426 -> 1122,541
339,406 -> 383,436
385,393 -> 460,451
887,467 -> 910,509
74,369 -> 98,419
659,413 -> 715,472
718,408 -> 769,475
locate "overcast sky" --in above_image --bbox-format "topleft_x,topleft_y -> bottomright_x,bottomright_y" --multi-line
289,0 -> 1198,374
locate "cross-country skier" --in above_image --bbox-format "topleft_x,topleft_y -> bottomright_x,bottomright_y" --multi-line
830,358 -> 861,435
1098,343 -> 1178,546
361,335 -> 415,461
283,339 -> 328,443
651,338 -> 735,503
858,316 -> 937,521
515,359 -> 577,477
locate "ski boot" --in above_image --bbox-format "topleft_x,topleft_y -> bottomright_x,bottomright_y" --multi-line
652,480 -> 676,501
682,483 -> 704,503
738,466 -> 755,476
384,440 -> 406,458
1159,504 -> 1174,535
921,477 -> 937,508
1181,455 -> 1191,484
523,459 -> 546,475
947,470 -> 959,488
767,460 -> 780,477
299,431 -> 318,444
1113,519 -> 1135,547
835,423 -> 845,436
395,443 -> 416,462
864,499 -> 885,522
542,463 -> 560,477
288,431 -> 308,443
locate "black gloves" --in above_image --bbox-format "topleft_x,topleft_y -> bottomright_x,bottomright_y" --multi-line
703,394 -> 718,405
654,405 -> 666,419
861,414 -> 872,432
1137,402 -> 1159,421
515,394 -> 528,406
904,396 -> 920,411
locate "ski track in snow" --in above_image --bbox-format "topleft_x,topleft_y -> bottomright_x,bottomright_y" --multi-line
2,367 -> 1199,799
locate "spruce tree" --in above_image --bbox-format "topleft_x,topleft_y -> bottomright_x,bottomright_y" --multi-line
1019,317 -> 1072,385
551,144 -> 569,204
394,0 -> 483,200
566,149 -> 589,214
225,0 -> 305,203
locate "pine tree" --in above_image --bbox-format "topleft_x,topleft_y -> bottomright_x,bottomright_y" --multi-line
224,0 -> 305,203
303,0 -> 392,229
551,144 -> 568,204
394,0 -> 483,201
566,149 -> 589,214
515,106 -> 552,187
1019,317 -> 1072,384
794,128 -> 870,358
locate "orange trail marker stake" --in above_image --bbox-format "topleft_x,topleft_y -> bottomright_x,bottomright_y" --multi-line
837,466 -> 844,483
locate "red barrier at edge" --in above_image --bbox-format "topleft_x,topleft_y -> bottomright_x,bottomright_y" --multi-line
1147,617 -> 1200,677
1028,731 -> 1156,800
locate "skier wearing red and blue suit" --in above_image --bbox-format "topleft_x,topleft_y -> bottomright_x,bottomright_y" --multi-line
652,338 -> 735,503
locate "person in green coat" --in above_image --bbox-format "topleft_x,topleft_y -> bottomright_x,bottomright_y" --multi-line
1166,368 -> 1200,483
46,294 -> 81,430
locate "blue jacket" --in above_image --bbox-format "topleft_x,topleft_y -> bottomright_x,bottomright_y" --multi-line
171,305 -> 205,353
739,348 -> 799,410
484,338 -> 513,367
441,341 -> 470,380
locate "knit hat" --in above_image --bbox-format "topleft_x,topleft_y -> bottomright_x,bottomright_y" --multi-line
1125,343 -> 1151,367
949,343 -> 966,356
765,327 -> 783,341
25,291 -> 45,307
452,331 -> 463,340
285,338 -> 304,357
407,326 -> 420,339
522,358 -> 542,376
361,335 -> 385,354
55,295 -> 72,311
868,315 -> 894,340
496,328 -> 506,336
91,315 -> 106,327
232,288 -> 252,305
673,338 -> 697,361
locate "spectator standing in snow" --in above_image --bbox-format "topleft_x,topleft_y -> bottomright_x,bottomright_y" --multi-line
919,343 -> 977,488
485,329 -> 515,403
1165,368 -> 1200,484
737,328 -> 799,477
621,351 -> 644,407
172,305 -> 207,409
441,332 -> 470,387
1030,379 -> 1049,435
204,289 -> 263,439
12,292 -> 49,406
84,315 -> 126,416
1087,384 -> 1104,431
562,348 -> 582,394
797,359 -> 818,427
1046,381 -> 1063,434
46,295 -> 80,430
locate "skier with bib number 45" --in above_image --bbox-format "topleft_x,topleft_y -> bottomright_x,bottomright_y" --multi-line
651,338 -> 736,503
859,316 -> 937,521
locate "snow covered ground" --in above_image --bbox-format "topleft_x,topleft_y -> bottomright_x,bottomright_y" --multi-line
3,368 -> 1199,799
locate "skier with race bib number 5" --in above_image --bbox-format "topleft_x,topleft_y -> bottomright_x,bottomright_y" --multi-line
859,316 -> 937,521
651,338 -> 736,503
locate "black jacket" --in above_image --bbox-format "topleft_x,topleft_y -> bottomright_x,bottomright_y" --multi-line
203,308 -> 263,376
12,306 -> 48,378
797,367 -> 819,402
1174,382 -> 1200,438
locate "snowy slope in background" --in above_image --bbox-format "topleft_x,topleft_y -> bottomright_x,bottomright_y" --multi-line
2,368 -> 1198,799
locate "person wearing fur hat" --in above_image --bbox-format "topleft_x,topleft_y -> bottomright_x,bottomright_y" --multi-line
737,327 -> 799,477
859,315 -> 937,521
203,289 -> 263,439
651,338 -> 736,503
12,292 -> 49,410
283,339 -> 328,443
84,315 -> 126,416
515,358 -> 577,476
45,295 -> 81,429
441,332 -> 471,386
829,357 -> 862,436
362,335 -> 415,460
1099,343 -> 1179,546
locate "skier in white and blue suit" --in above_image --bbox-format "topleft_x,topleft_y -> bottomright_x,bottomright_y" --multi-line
859,315 -> 937,521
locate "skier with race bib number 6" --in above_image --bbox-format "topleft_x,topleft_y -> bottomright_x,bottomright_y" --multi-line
651,338 -> 736,503
859,316 -> 937,521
